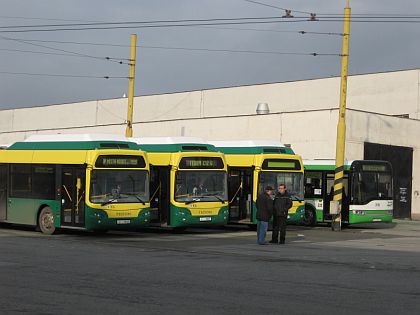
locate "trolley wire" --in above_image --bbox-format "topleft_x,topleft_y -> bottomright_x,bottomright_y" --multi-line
0,71 -> 128,79
0,35 -> 130,64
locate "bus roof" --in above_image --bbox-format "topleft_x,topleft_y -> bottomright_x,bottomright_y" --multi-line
303,159 -> 354,166
303,159 -> 354,171
304,159 -> 392,172
208,140 -> 295,155
131,137 -> 216,152
7,134 -> 139,150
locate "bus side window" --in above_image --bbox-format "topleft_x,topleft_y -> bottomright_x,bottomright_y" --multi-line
304,171 -> 323,198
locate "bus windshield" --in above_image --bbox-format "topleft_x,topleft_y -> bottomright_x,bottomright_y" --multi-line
259,172 -> 304,200
175,171 -> 227,203
89,170 -> 149,204
352,170 -> 392,205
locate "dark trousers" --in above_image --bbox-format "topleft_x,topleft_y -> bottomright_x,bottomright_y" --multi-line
272,215 -> 287,244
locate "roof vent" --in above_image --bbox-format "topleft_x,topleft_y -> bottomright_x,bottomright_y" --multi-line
256,103 -> 270,115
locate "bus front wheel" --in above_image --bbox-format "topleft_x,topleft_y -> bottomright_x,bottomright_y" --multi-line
38,207 -> 56,235
303,206 -> 316,227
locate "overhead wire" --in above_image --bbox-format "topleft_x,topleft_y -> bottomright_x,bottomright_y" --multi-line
0,71 -> 128,79
242,0 -> 312,15
0,35 -> 130,64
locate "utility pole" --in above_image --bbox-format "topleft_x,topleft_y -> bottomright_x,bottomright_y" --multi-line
331,1 -> 351,231
125,34 -> 137,138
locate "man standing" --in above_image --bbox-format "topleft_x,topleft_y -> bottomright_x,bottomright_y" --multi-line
271,184 -> 293,244
256,186 -> 274,245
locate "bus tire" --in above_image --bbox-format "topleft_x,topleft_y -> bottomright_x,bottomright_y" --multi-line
303,205 -> 316,227
38,207 -> 56,235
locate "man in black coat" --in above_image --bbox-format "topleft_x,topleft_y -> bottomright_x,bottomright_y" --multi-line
270,184 -> 293,244
256,186 -> 274,245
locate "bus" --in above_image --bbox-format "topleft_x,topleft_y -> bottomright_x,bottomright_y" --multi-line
209,140 -> 305,225
131,137 -> 229,229
0,134 -> 150,234
303,160 -> 393,226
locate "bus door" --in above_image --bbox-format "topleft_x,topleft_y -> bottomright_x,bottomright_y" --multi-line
228,168 -> 253,223
0,165 -> 7,221
324,172 -> 349,222
149,166 -> 170,226
61,167 -> 85,227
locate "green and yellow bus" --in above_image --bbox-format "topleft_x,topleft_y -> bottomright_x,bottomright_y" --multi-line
303,160 -> 393,225
0,134 -> 150,234
209,140 -> 305,225
131,137 -> 229,229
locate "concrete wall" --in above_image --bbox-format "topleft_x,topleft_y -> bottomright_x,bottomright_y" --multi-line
1,69 -> 419,143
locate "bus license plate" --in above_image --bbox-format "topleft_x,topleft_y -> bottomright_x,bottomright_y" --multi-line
373,219 -> 382,222
117,219 -> 131,225
199,217 -> 211,222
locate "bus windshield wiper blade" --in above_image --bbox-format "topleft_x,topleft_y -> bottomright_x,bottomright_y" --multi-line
185,198 -> 201,205
202,194 -> 226,203
292,195 -> 303,202
124,193 -> 146,205
101,198 -> 118,206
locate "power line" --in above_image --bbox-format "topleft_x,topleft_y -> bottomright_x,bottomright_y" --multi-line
0,35 -> 130,64
242,0 -> 312,15
0,45 -> 342,57
137,44 -> 343,57
0,16 -> 312,29
0,71 -> 128,79
0,19 -> 314,33
1,16 -> 419,34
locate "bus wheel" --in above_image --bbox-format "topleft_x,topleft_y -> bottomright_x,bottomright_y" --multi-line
303,206 -> 316,227
38,207 -> 56,235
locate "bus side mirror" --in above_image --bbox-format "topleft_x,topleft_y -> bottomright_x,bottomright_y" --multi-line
76,178 -> 82,190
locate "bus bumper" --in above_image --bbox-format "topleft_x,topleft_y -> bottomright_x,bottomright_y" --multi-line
170,205 -> 229,228
85,207 -> 151,230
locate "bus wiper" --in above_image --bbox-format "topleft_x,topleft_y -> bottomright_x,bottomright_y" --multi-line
202,194 -> 226,204
124,193 -> 146,205
101,198 -> 118,206
185,198 -> 201,205
292,195 -> 303,202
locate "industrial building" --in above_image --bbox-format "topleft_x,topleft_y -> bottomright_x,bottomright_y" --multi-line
0,68 -> 419,219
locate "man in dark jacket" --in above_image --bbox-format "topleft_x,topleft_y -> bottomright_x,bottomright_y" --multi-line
270,184 -> 293,244
256,186 -> 274,245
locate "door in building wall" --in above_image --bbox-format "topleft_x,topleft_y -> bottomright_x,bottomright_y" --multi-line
364,142 -> 413,219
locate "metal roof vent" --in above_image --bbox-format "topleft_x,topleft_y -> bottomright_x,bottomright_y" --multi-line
256,102 -> 270,115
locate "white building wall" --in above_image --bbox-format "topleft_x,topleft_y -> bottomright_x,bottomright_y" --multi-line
0,69 -> 419,218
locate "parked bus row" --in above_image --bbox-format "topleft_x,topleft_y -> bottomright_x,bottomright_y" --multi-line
0,134 -> 393,234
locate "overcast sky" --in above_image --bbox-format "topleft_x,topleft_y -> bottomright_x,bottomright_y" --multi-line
1,0 -> 420,109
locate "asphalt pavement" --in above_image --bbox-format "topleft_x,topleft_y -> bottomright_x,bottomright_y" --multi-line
0,220 -> 419,315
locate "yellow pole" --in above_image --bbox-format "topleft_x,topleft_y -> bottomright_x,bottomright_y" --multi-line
332,1 -> 351,231
125,34 -> 137,137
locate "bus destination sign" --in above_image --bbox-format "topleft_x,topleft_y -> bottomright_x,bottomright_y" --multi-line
362,165 -> 387,172
179,157 -> 224,169
95,155 -> 146,168
262,159 -> 301,170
